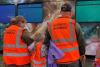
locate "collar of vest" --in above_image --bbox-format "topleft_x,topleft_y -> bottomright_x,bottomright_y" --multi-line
10,25 -> 24,30
59,15 -> 71,18
10,25 -> 19,28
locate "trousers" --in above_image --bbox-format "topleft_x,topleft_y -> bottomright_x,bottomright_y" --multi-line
5,63 -> 30,67
57,60 -> 80,67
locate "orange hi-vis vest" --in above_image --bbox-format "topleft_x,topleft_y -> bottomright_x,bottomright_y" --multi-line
3,25 -> 30,65
48,17 -> 80,64
31,41 -> 47,67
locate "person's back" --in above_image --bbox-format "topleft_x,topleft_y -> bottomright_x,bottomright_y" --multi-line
3,16 -> 30,67
44,3 -> 86,67
31,40 -> 47,67
48,16 -> 80,64
4,25 -> 19,48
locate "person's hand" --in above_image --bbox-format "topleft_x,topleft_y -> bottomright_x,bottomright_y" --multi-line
34,33 -> 42,42
28,42 -> 35,51
80,55 -> 86,64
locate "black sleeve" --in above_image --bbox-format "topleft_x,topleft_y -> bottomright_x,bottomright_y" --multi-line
44,29 -> 51,49
75,23 -> 86,56
21,29 -> 34,46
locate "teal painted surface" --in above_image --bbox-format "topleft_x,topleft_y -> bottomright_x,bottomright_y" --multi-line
77,1 -> 100,5
76,1 -> 100,22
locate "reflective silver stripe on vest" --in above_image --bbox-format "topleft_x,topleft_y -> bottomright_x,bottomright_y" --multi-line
3,53 -> 29,57
49,19 -> 77,43
32,59 -> 46,64
4,28 -> 27,48
70,19 -> 76,42
52,38 -> 76,43
34,65 -> 47,67
3,44 -> 27,48
16,28 -> 24,48
62,47 -> 79,52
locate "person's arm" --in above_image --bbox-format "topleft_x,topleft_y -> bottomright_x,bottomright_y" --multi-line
75,23 -> 86,56
21,29 -> 34,46
44,29 -> 51,49
75,23 -> 86,63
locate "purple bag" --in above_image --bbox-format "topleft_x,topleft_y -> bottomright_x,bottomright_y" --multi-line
48,41 -> 64,64
48,64 -> 57,67
96,65 -> 100,67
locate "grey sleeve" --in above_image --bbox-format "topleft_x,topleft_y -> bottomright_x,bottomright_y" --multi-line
21,29 -> 34,46
75,23 -> 86,56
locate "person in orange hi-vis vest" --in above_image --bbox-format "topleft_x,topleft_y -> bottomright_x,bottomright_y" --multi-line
3,16 -> 31,67
28,31 -> 47,67
44,3 -> 86,67
31,40 -> 47,67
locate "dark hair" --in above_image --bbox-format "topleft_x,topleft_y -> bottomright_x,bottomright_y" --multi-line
10,18 -> 17,25
61,3 -> 72,12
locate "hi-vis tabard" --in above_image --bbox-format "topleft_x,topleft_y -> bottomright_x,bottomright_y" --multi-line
3,25 -> 30,65
31,41 -> 47,67
48,17 -> 80,64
